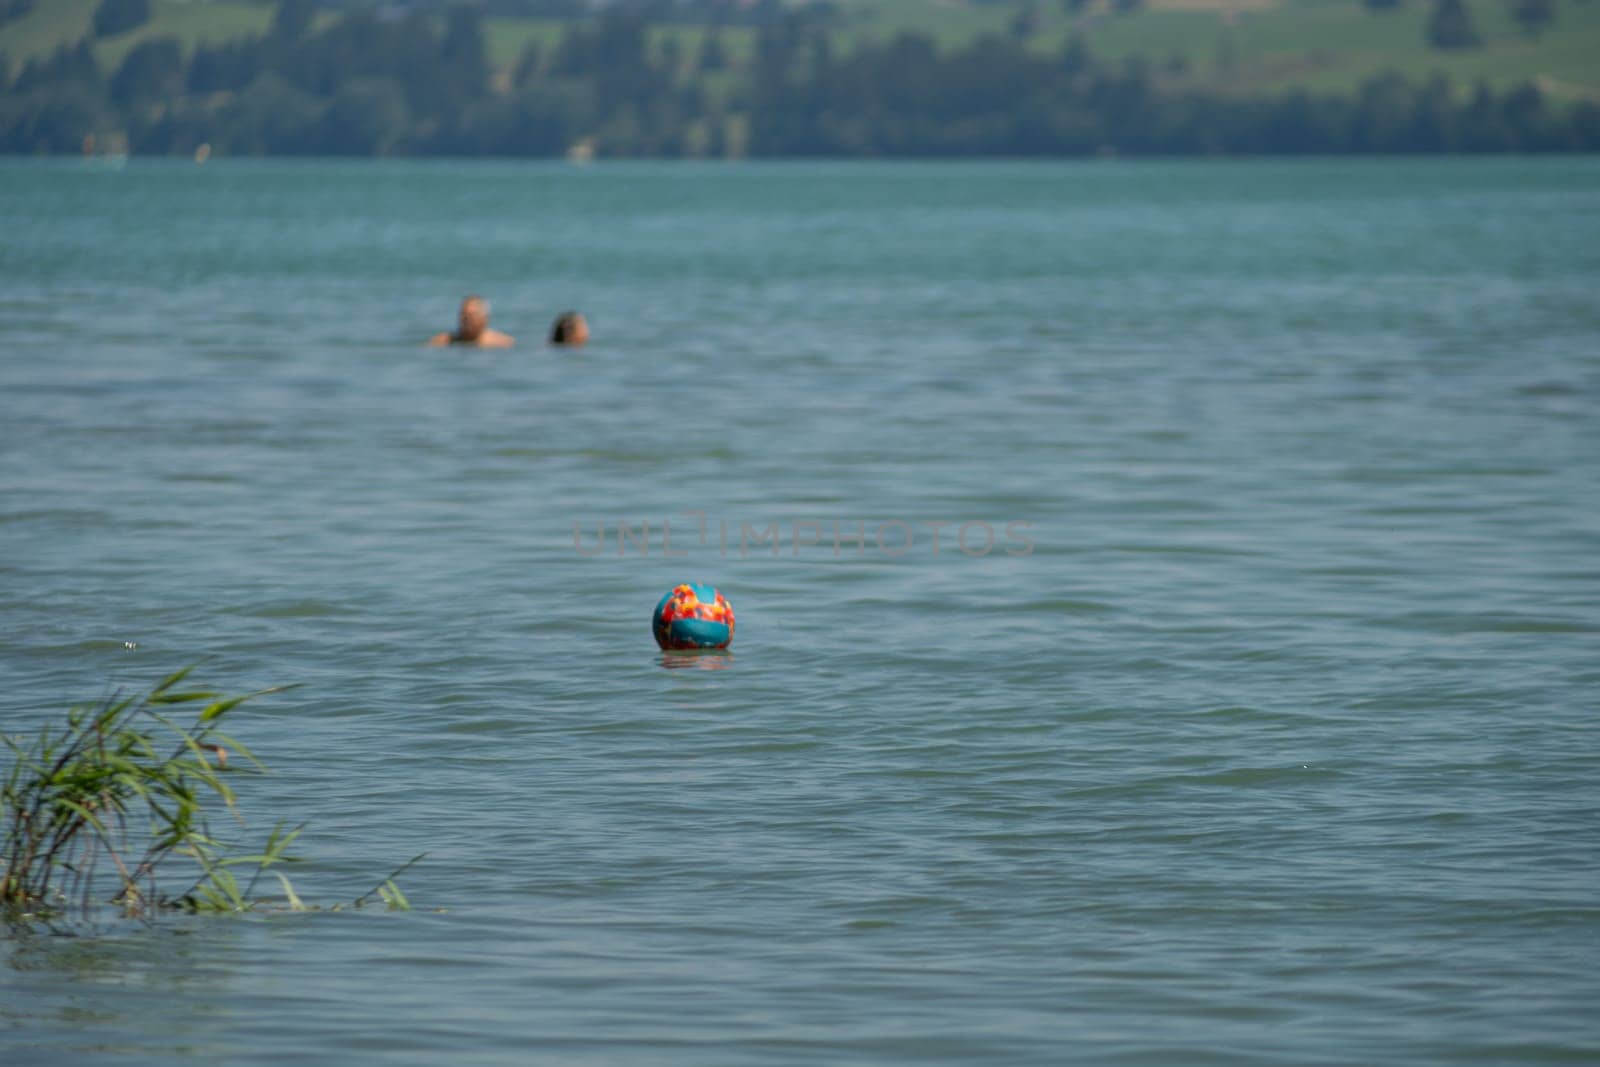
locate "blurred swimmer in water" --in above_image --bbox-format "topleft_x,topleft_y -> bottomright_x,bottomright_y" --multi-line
549,311 -> 589,347
430,295 -> 513,348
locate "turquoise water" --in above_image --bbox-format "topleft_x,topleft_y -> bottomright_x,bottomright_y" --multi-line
3,158 -> 1599,1064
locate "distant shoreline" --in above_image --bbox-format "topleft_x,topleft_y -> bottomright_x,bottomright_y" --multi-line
6,1 -> 1600,158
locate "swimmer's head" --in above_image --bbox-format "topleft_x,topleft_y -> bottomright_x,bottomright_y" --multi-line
550,310 -> 589,347
458,295 -> 490,340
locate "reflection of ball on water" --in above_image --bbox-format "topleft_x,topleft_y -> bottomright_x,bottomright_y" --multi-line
653,583 -> 734,650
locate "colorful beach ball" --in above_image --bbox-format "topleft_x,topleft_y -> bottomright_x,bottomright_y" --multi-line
653,583 -> 735,650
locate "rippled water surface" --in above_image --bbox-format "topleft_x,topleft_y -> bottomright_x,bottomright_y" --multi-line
3,158 -> 1599,1064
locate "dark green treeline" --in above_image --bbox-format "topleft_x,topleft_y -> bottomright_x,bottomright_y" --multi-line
4,2 -> 1598,156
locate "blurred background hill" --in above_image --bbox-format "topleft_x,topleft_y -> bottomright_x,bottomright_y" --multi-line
3,0 -> 1598,155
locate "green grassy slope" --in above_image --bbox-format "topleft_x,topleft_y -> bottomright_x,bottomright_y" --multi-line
1068,0 -> 1600,100
1,0 -> 272,73
826,0 -> 1600,101
771,0 -> 1600,101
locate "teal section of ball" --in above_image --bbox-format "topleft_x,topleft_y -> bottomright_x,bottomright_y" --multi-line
664,617 -> 732,649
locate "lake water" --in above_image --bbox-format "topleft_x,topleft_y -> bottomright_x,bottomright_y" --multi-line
2,158 -> 1599,1064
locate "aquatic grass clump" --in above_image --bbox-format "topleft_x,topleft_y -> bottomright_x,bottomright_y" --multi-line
2,666 -> 414,922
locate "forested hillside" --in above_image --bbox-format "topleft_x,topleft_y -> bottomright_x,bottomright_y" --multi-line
4,0 -> 1597,155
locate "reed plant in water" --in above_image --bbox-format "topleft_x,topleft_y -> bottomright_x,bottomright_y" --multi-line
2,666 -> 414,922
